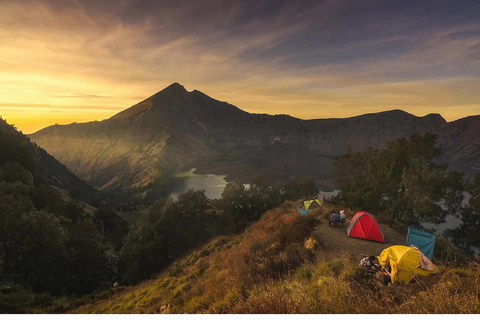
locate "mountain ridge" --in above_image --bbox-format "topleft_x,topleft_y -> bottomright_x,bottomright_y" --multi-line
27,83 -> 478,199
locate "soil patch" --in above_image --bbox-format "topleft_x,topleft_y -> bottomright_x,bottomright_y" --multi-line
314,216 -> 407,258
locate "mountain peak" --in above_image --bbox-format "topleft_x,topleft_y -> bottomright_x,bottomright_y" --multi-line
163,82 -> 188,93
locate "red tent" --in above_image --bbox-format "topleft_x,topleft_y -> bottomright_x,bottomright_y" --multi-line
346,211 -> 384,243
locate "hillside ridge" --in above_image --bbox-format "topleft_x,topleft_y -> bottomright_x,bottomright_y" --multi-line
67,203 -> 479,314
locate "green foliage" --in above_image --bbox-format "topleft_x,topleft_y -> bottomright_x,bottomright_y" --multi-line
0,192 -> 69,295
220,180 -> 250,231
119,189 -> 210,285
67,220 -> 112,295
96,203 -> 129,251
64,200 -> 85,224
447,172 -> 480,251
0,162 -> 33,185
220,174 -> 317,232
334,133 -> 465,227
0,288 -> 53,314
0,175 -> 117,298
432,237 -> 470,266
279,176 -> 319,201
30,183 -> 65,216
0,120 -> 126,303
0,129 -> 35,172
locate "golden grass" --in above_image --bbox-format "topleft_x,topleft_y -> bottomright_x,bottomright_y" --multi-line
68,204 -> 480,314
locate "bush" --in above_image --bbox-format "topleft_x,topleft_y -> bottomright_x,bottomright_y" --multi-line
274,215 -> 318,248
433,237 -> 470,266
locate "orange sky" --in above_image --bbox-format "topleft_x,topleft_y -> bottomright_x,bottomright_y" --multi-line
1,0 -> 480,134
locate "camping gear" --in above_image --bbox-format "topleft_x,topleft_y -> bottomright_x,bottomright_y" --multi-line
346,211 -> 384,243
297,199 -> 322,215
359,255 -> 379,273
377,245 -> 438,284
406,227 -> 435,261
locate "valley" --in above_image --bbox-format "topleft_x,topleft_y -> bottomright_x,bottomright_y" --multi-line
28,83 -> 479,202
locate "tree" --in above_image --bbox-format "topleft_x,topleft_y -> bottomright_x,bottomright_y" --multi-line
64,200 -> 85,224
95,203 -> 129,251
220,180 -> 251,231
119,190 -> 210,284
280,176 -> 319,201
447,172 -> 480,251
0,193 -> 70,295
67,220 -> 110,294
334,133 -> 465,227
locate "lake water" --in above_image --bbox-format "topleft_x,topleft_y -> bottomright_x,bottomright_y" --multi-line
169,169 -> 228,200
422,192 -> 470,236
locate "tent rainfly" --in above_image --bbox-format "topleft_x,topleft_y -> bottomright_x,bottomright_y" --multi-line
346,211 -> 384,243
377,245 -> 438,283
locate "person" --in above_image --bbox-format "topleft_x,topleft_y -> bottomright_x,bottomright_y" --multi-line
330,210 -> 340,222
339,210 -> 346,221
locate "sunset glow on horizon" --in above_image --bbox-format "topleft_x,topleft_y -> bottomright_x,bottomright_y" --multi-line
1,0 -> 480,134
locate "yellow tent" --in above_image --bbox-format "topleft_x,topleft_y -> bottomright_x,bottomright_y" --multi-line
377,245 -> 438,283
304,199 -> 322,210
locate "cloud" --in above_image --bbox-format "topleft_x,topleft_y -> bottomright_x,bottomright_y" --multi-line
1,0 -> 480,133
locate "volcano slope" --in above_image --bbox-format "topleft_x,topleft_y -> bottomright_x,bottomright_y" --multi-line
29,83 -> 457,200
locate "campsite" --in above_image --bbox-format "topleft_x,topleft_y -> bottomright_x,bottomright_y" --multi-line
51,199 -> 478,314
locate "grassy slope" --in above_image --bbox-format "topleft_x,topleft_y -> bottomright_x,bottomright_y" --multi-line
64,203 -> 480,314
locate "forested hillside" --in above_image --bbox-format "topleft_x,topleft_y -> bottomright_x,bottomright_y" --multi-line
0,118 -> 129,312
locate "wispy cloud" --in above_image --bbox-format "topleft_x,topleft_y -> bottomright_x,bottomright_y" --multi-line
1,0 -> 479,133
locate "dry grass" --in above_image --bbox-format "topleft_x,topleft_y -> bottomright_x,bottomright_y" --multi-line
68,204 -> 480,314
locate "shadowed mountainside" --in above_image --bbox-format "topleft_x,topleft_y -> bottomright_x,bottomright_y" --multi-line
436,115 -> 480,177
0,118 -> 106,205
28,83 -> 477,199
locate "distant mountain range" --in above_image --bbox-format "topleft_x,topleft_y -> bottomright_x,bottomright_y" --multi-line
28,83 -> 480,199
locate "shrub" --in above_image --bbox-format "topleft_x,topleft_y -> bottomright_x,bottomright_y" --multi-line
304,237 -> 319,251
433,236 -> 470,266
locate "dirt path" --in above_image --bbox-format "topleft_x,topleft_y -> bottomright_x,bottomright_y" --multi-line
314,215 -> 407,259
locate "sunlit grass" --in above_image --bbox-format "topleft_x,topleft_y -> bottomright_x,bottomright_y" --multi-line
67,204 -> 480,314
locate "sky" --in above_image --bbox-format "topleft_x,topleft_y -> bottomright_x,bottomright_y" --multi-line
1,0 -> 480,134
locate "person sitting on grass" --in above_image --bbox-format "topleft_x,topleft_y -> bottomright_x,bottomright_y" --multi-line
330,210 -> 340,224
339,210 -> 346,221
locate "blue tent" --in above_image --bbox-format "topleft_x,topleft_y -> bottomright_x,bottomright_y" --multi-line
406,227 -> 435,261
297,209 -> 309,215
